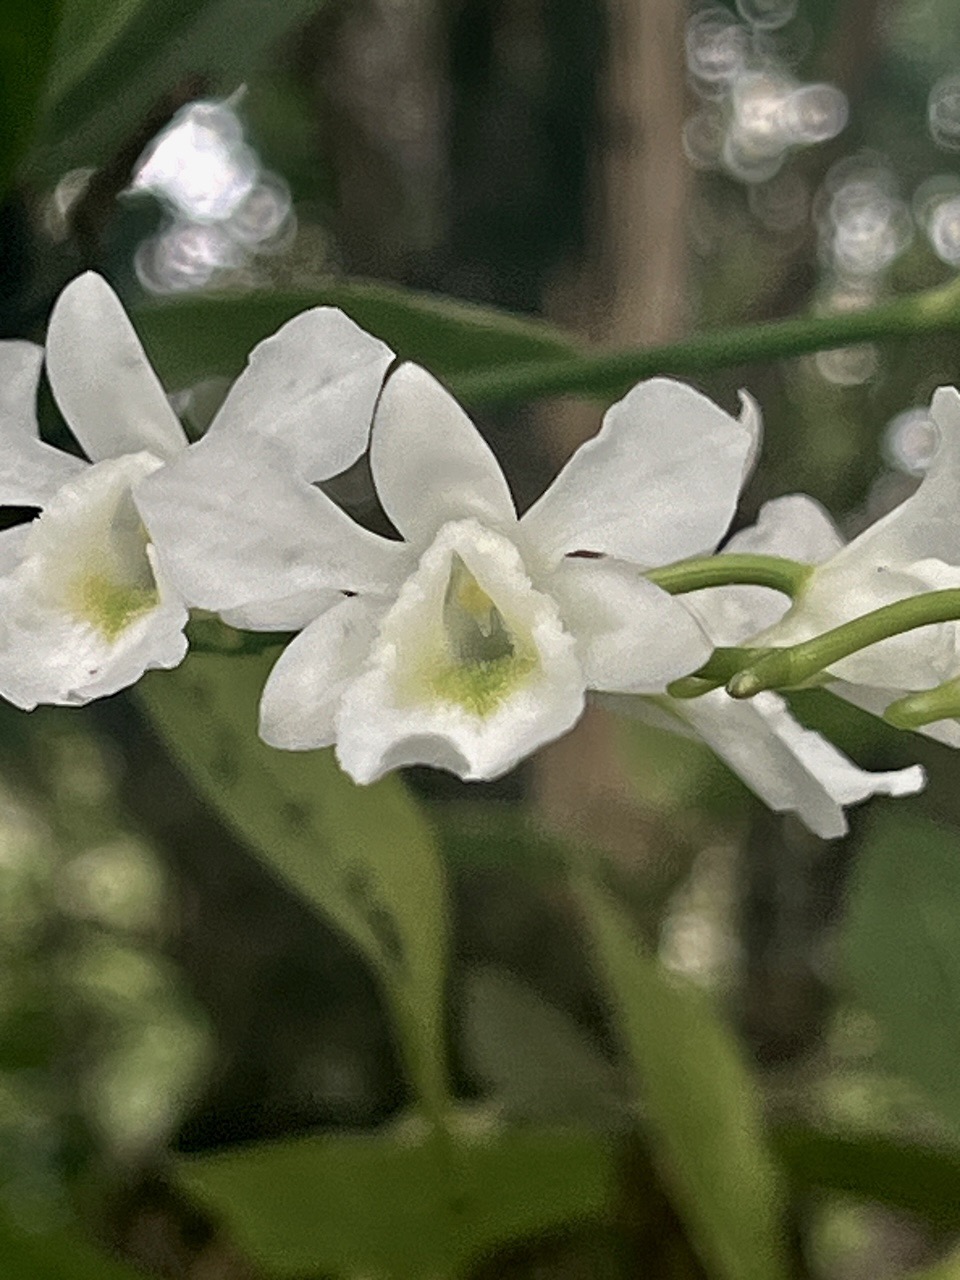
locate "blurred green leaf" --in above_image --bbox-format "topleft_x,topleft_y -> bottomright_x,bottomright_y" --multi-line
905,1246 -> 960,1280
136,282 -> 577,391
775,1123 -> 960,1231
0,1212 -> 140,1280
843,813 -> 960,1134
0,0 -> 63,196
36,0 -> 324,176
137,652 -> 449,1118
574,873 -> 791,1280
463,964 -> 626,1124
177,1124 -> 619,1278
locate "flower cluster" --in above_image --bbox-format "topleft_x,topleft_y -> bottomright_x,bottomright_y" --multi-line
3,272 -> 955,837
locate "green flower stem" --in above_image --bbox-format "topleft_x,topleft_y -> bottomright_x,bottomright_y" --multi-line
451,278 -> 960,406
648,553 -> 810,597
885,677 -> 960,730
667,647 -> 765,699
727,589 -> 960,699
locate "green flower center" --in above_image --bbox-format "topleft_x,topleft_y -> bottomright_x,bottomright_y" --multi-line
428,554 -> 537,715
69,572 -> 159,641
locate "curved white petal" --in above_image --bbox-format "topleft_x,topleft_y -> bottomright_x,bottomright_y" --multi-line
685,493 -> 845,646
625,689 -> 924,839
208,307 -> 394,481
546,556 -> 711,693
219,587 -> 347,633
760,556 -> 960,690
334,519 -> 585,783
0,342 -> 86,504
0,454 -> 188,709
370,363 -> 516,548
0,525 -> 30,575
829,386 -> 960,570
135,432 -> 409,616
520,378 -> 757,567
45,273 -> 186,463
259,596 -> 387,750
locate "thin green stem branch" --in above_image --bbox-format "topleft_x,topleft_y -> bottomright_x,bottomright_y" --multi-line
451,278 -> 960,406
727,589 -> 960,698
885,677 -> 960,730
648,554 -> 810,597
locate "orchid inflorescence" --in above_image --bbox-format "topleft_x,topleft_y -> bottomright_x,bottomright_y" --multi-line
5,271 -> 960,837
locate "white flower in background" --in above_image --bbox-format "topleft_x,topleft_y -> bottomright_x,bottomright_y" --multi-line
621,494 -> 925,840
732,387 -> 960,747
0,272 -> 394,709
138,368 -> 762,782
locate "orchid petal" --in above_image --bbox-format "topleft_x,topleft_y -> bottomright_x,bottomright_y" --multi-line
208,307 -> 394,481
520,378 -> 757,567
685,493 -> 844,646
547,556 -> 711,692
45,273 -> 186,463
0,454 -> 188,709
334,519 -> 585,783
259,596 -> 387,750
643,689 -> 924,839
370,363 -> 516,548
135,432 -> 409,617
0,342 -> 86,504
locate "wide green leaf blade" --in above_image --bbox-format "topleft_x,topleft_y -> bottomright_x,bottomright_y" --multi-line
176,1125 -> 618,1278
575,873 -> 791,1280
0,1212 -> 141,1280
0,0 -> 63,196
138,651 -> 449,1117
843,814 -> 960,1134
135,282 -> 577,392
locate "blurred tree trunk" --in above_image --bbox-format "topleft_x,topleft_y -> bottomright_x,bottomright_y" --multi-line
534,0 -> 692,869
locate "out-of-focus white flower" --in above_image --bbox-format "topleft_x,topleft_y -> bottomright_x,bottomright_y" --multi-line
642,495 -> 926,839
0,275 -> 189,708
0,273 -> 394,709
138,368 -> 762,783
736,388 -> 960,747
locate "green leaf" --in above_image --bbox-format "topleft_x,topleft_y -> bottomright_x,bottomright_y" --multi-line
463,965 -> 626,1124
0,1212 -> 141,1280
774,1124 -> 960,1231
574,873 -> 791,1280
843,813 -> 960,1134
135,282 -> 577,391
176,1124 -> 619,1278
0,0 -> 63,196
137,652 -> 449,1119
37,0 -> 325,176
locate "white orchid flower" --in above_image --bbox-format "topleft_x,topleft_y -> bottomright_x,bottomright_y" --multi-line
722,388 -> 960,746
138,366 -> 762,783
628,495 -> 925,839
0,272 -> 394,709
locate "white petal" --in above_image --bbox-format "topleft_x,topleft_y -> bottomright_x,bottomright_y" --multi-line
685,493 -> 845,646
219,587 -> 347,632
135,432 -> 409,617
0,455 -> 188,709
334,519 -> 585,783
520,378 -> 757,567
370,363 -> 516,548
0,342 -> 86,504
760,556 -> 960,690
833,385 -> 960,570
546,556 -> 711,692
259,596 -> 387,750
45,273 -> 187,463
208,307 -> 394,481
0,525 -> 30,575
627,689 -> 924,839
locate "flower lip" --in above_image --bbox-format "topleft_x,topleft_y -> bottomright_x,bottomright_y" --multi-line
332,517 -> 586,783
